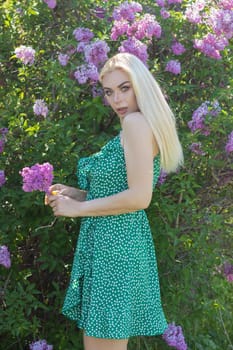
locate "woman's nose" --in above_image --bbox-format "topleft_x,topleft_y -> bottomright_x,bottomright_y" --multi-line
113,91 -> 121,103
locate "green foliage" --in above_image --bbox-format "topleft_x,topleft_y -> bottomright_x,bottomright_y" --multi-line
0,0 -> 233,349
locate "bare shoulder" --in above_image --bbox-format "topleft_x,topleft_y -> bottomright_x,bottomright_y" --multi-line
122,112 -> 152,137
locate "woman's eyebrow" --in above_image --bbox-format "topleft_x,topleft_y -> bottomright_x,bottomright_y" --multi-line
103,81 -> 131,90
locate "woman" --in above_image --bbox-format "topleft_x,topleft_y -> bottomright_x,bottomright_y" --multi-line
46,53 -> 183,350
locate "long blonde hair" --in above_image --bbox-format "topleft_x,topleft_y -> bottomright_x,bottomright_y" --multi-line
99,53 -> 183,173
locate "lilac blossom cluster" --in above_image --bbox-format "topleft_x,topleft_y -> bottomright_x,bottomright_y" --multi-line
0,245 -> 11,269
74,64 -> 99,84
43,0 -> 57,9
165,60 -> 181,74
189,142 -> 206,156
188,101 -> 221,135
225,131 -> 233,153
33,99 -> 49,118
15,45 -> 36,65
119,37 -> 149,64
20,162 -> 54,194
222,262 -> 233,282
111,2 -> 163,64
158,169 -> 168,185
156,0 -> 183,19
112,1 -> 142,21
163,323 -> 187,350
29,339 -> 53,350
0,170 -> 6,187
185,0 -> 233,59
71,27 -> 110,84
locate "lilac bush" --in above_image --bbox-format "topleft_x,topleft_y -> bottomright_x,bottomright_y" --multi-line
20,163 -> 54,194
0,245 -> 11,269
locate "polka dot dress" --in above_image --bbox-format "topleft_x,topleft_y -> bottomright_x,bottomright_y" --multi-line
62,133 -> 168,339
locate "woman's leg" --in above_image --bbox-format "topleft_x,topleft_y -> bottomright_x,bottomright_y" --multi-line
83,333 -> 128,350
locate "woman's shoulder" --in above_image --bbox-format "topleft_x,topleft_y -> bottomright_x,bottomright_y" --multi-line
122,112 -> 153,137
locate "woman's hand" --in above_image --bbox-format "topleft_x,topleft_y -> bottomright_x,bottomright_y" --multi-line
45,184 -> 87,205
46,192 -> 83,217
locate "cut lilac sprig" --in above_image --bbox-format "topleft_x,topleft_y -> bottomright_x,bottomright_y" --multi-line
20,162 -> 53,195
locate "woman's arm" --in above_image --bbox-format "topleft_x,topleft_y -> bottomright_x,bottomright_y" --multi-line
48,113 -> 158,217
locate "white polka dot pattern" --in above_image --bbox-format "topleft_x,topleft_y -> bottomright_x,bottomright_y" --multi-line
62,133 -> 168,339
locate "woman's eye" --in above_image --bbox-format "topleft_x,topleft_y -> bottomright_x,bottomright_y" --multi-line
121,86 -> 130,92
104,90 -> 112,96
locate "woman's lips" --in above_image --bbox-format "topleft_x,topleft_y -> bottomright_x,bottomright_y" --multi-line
116,107 -> 128,115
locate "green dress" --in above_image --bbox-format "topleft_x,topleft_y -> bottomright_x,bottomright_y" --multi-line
62,132 -> 168,339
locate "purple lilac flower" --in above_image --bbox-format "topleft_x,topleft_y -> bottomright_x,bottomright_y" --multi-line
0,245 -> 11,268
20,162 -> 54,194
111,20 -> 129,40
119,37 -> 148,64
84,40 -> 110,67
188,101 -> 221,135
208,8 -> 233,39
194,33 -> 229,60
163,323 -> 187,350
158,169 -> 167,185
171,42 -> 186,55
223,262 -> 233,282
92,84 -> 103,98
43,0 -> 56,9
77,42 -> 88,53
29,339 -> 53,350
167,0 -> 183,4
225,131 -> 233,153
160,8 -> 170,19
189,142 -> 206,155
33,100 -> 49,118
15,45 -> 36,65
0,128 -> 8,135
165,60 -> 181,74
127,14 -> 162,39
185,0 -> 206,24
93,7 -> 106,19
58,53 -> 70,66
0,139 -> 5,153
156,0 -> 165,6
112,1 -> 142,21
219,0 -> 233,10
73,27 -> 94,42
74,64 -> 99,84
0,170 -> 6,187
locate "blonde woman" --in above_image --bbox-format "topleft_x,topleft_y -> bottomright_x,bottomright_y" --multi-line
47,53 -> 183,350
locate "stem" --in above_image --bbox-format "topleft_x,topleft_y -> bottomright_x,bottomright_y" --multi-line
218,308 -> 233,348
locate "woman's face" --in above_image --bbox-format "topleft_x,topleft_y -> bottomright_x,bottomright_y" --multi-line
102,69 -> 139,121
